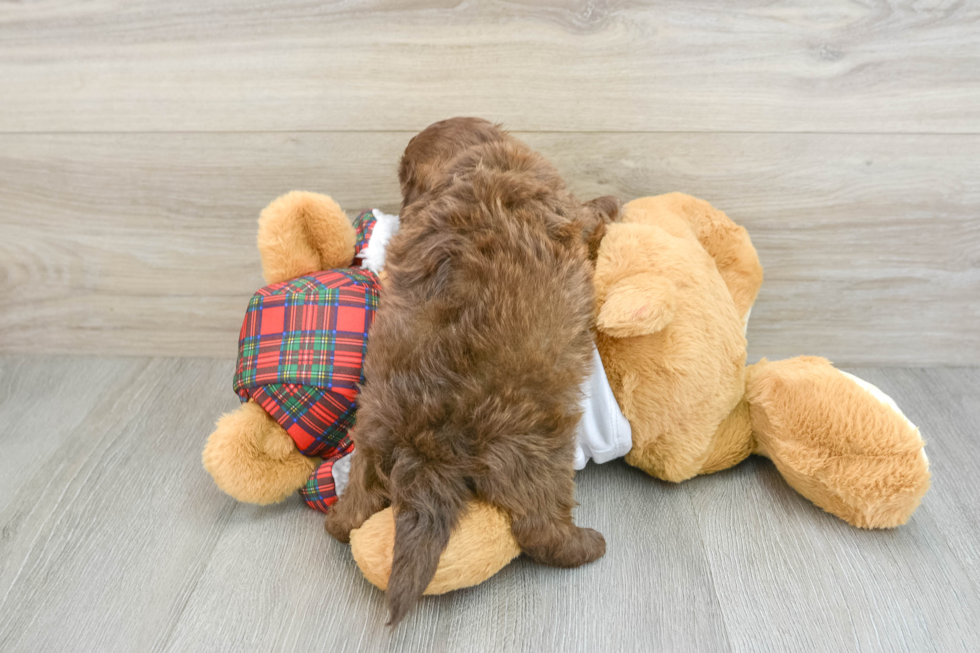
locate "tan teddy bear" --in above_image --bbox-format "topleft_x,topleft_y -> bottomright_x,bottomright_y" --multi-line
349,192 -> 931,595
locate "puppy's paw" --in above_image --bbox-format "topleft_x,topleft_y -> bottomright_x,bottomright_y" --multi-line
324,510 -> 354,544
519,523 -> 607,568
542,526 -> 606,567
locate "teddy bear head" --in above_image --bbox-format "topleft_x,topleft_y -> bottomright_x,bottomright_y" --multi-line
591,193 -> 764,481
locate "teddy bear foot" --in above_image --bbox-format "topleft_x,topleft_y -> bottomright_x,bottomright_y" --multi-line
202,402 -> 317,505
747,357 -> 930,529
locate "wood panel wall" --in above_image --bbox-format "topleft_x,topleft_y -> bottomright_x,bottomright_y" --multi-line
1,1 -> 978,364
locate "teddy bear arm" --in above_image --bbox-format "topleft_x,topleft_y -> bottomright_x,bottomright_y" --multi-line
596,273 -> 676,338
745,357 -> 930,528
202,401 -> 318,505
257,191 -> 357,284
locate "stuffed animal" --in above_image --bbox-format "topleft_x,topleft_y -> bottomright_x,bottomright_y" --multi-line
347,192 -> 932,595
202,192 -> 399,511
203,191 -> 931,598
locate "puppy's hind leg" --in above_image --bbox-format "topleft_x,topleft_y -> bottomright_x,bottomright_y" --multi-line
511,499 -> 606,568
324,448 -> 388,543
483,457 -> 606,568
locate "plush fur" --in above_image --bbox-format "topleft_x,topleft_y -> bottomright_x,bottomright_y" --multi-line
257,191 -> 356,284
202,401 -> 319,504
748,356 -> 930,528
634,193 -> 763,319
350,503 -> 521,595
323,118 -> 615,625
349,192 -> 931,594
597,195 -> 928,517
595,196 -> 753,482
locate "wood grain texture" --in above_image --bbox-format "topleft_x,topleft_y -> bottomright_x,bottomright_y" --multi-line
162,457 -> 730,653
0,357 -> 978,652
857,368 -> 980,594
0,357 -> 240,652
1,0 -> 979,133
1,132 -> 977,364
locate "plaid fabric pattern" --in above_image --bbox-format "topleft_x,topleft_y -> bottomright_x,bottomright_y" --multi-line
246,384 -> 358,456
234,268 -> 379,392
299,449 -> 354,513
352,210 -> 377,259
233,210 -> 380,463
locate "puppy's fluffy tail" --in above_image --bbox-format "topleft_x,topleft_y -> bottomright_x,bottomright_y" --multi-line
386,461 -> 466,626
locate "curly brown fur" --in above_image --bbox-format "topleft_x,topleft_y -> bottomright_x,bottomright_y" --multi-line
325,118 -> 616,626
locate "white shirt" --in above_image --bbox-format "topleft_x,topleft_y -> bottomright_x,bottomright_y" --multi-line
573,345 -> 633,469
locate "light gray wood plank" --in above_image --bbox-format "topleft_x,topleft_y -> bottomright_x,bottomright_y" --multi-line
0,357 -> 144,599
0,355 -> 729,652
1,132 -> 977,364
1,1 -> 979,133
0,357 -> 241,653
686,367 -> 980,653
1,358 -> 979,651
163,460 -> 731,653
0,357 -> 137,502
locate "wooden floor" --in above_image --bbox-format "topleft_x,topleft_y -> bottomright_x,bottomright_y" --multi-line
0,356 -> 976,652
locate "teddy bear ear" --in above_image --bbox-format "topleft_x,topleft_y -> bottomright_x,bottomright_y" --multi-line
257,191 -> 356,284
643,193 -> 763,318
596,273 -> 676,338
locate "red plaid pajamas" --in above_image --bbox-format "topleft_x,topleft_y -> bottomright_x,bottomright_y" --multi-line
234,210 -> 379,511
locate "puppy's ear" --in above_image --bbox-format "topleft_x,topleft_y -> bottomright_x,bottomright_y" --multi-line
582,195 -> 622,260
398,155 -> 430,210
585,195 -> 622,224
596,273 -> 676,338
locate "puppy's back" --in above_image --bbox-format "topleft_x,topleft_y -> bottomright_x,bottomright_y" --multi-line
374,138 -> 595,428
358,125 -> 601,625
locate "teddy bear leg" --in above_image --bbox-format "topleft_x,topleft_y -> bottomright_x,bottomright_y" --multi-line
257,191 -> 357,284
350,501 -> 520,595
202,402 -> 318,505
746,357 -> 930,528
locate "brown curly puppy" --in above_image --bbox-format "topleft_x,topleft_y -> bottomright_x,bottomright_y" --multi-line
325,118 -> 618,625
